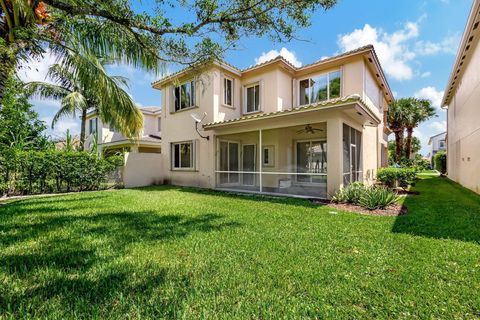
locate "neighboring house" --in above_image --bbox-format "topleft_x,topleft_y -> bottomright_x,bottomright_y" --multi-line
441,0 -> 480,194
85,106 -> 163,187
427,132 -> 446,161
152,45 -> 393,198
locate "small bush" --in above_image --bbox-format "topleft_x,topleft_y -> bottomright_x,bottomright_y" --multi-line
332,183 -> 399,210
376,168 -> 416,189
358,187 -> 400,210
0,149 -> 123,196
433,151 -> 447,174
331,182 -> 366,203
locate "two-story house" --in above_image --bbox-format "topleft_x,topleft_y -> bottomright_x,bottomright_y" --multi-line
85,106 -> 163,187
152,44 -> 392,198
427,132 -> 446,161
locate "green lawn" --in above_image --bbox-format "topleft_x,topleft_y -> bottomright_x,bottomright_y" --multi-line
0,176 -> 479,319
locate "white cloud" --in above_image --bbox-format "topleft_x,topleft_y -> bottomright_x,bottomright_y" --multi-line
428,120 -> 447,133
420,71 -> 431,78
41,115 -> 79,138
415,34 -> 460,56
414,86 -> 445,109
255,47 -> 302,67
337,21 -> 459,81
338,22 -> 419,81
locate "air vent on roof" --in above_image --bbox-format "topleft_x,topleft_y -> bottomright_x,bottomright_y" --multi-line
368,58 -> 373,63
376,73 -> 379,77
469,36 -> 474,43
466,45 -> 471,51
473,21 -> 479,30
462,55 -> 466,60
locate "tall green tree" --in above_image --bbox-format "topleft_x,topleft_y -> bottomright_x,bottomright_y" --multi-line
0,76 -> 50,151
402,98 -> 436,159
2,0 -> 338,100
26,50 -> 143,150
387,100 -> 407,163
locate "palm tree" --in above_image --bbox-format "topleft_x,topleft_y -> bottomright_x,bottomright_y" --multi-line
0,0 -> 53,101
26,49 -> 143,150
387,100 -> 407,163
403,98 -> 436,159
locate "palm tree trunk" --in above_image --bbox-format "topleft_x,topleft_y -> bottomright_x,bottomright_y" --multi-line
79,107 -> 87,151
0,53 -> 16,104
394,130 -> 403,163
405,127 -> 414,160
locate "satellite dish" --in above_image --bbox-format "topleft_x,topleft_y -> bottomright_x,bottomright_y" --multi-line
191,112 -> 207,123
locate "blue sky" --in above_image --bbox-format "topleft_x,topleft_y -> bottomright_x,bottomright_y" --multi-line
22,0 -> 473,155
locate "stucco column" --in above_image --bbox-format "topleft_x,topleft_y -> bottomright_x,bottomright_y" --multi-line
327,118 -> 343,197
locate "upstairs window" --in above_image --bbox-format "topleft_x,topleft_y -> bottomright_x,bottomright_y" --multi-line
89,118 -> 97,134
299,70 -> 341,106
224,77 -> 233,106
174,81 -> 195,111
245,83 -> 260,113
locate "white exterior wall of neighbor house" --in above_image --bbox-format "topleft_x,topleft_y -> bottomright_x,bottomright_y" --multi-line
427,132 -> 446,160
442,0 -> 480,194
154,46 -> 392,197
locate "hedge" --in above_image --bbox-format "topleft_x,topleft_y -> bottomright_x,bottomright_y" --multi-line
433,151 -> 447,174
376,167 -> 416,189
0,150 -> 123,196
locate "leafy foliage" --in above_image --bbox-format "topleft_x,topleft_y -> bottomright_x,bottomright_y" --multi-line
376,168 -> 416,189
0,77 -> 50,151
0,149 -> 123,196
433,151 -> 447,174
331,182 -> 366,204
332,182 -> 399,210
358,186 -> 400,210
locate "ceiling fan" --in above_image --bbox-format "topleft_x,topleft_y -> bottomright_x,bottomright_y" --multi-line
296,124 -> 324,134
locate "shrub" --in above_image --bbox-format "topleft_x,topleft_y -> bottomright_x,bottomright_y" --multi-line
358,187 -> 400,210
376,168 -> 416,189
433,151 -> 447,174
332,183 -> 400,210
331,182 -> 366,203
0,149 -> 123,196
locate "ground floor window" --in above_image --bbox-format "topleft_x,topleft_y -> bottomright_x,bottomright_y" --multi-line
343,124 -> 362,185
296,140 -> 327,184
219,141 -> 239,184
171,141 -> 194,169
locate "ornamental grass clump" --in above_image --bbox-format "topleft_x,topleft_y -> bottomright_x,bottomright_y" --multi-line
332,183 -> 400,211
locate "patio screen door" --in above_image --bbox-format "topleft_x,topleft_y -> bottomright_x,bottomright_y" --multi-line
219,141 -> 239,185
296,140 -> 327,184
343,124 -> 362,184
242,144 -> 256,186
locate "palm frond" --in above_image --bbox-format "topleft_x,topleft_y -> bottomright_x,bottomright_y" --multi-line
52,91 -> 87,128
24,81 -> 71,100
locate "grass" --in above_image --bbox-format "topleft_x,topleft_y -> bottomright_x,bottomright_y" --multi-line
0,176 -> 479,319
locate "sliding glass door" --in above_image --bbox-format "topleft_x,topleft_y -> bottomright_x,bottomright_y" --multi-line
219,141 -> 239,185
343,124 -> 362,185
296,140 -> 327,184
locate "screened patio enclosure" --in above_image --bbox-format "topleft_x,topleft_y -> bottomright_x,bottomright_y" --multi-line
215,122 -> 329,198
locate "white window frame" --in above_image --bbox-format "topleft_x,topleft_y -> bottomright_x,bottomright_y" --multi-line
171,141 -> 195,170
223,76 -> 234,107
262,145 -> 275,167
298,69 -> 342,107
244,82 -> 261,114
173,80 -> 196,112
89,118 -> 97,135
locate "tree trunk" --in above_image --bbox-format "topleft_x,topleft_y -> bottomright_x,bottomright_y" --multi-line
405,127 -> 414,160
0,53 -> 16,104
394,130 -> 403,163
79,107 -> 87,151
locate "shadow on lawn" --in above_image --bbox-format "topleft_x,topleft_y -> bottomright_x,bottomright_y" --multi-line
392,176 -> 480,244
0,200 -> 241,317
137,184 -> 322,208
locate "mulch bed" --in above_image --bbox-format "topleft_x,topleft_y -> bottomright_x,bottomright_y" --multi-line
324,202 -> 408,216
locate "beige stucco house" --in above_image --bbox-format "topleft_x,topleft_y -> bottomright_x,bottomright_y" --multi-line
441,0 -> 480,194
85,107 -> 163,187
152,45 -> 392,198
